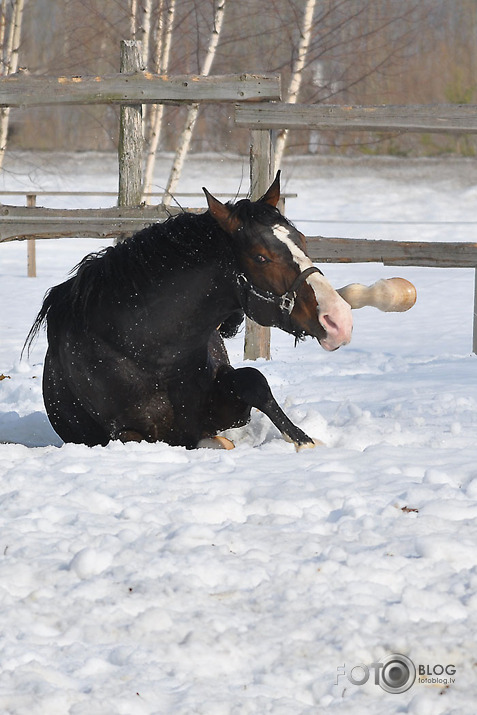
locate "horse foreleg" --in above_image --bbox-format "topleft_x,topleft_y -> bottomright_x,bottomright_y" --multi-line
207,366 -> 316,450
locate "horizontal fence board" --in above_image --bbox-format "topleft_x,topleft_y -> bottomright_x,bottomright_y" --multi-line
2,206 -> 477,268
0,205 -> 192,242
236,102 -> 477,134
0,73 -> 280,107
307,236 -> 477,267
0,190 -> 296,199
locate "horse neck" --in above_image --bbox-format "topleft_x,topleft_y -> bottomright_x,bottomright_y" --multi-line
112,215 -> 241,342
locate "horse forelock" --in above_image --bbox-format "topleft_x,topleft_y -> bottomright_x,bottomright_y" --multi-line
227,197 -> 282,231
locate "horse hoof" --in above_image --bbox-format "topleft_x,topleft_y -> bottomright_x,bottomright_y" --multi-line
197,436 -> 235,450
295,438 -> 324,452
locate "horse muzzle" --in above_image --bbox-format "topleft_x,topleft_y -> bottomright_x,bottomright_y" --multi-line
318,309 -> 353,351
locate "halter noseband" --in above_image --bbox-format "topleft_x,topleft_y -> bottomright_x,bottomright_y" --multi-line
237,265 -> 323,329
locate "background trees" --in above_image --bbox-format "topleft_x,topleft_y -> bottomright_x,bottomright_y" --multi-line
5,0 -> 477,159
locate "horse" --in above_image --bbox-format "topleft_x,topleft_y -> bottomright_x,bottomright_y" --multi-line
25,172 -> 353,451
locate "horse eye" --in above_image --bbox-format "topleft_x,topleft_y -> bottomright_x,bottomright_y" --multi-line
254,254 -> 269,264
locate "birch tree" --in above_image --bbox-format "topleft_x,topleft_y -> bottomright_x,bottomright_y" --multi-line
142,0 -> 176,201
139,0 -> 154,68
273,0 -> 316,172
162,0 -> 227,206
0,0 -> 25,171
129,0 -> 138,38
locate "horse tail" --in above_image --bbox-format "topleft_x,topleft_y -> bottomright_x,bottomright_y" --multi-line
22,287 -> 57,359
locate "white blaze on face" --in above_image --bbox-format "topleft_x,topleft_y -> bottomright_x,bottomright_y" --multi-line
272,224 -> 353,351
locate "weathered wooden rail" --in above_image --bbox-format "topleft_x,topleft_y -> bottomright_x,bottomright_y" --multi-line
235,102 -> 477,134
306,237 -> 477,267
0,205 -> 183,242
0,191 -> 296,244
0,72 -> 280,107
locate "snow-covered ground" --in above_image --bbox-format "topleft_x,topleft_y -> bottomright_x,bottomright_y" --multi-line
1,152 -> 477,713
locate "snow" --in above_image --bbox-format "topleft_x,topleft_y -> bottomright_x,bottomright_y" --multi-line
1,152 -> 477,713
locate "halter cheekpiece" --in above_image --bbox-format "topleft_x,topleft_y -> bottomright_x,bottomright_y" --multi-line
237,265 -> 323,331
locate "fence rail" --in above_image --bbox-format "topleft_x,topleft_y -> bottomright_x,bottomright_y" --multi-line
306,236 -> 477,268
236,102 -> 477,134
0,204 -> 183,242
0,191 -> 296,243
3,203 -> 475,267
0,72 -> 280,107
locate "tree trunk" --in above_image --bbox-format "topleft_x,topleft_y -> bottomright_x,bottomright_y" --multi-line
142,0 -> 176,202
273,0 -> 316,172
138,0 -> 153,68
162,0 -> 227,207
0,0 -> 25,172
129,0 -> 138,38
0,1 -> 7,71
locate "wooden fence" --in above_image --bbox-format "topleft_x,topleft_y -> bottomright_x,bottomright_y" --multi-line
0,39 -> 280,253
237,102 -> 477,355
0,39 -> 280,284
2,53 -> 477,353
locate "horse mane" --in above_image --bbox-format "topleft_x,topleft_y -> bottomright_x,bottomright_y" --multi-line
24,209 -> 240,355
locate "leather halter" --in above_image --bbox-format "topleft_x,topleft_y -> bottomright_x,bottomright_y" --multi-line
237,265 -> 323,330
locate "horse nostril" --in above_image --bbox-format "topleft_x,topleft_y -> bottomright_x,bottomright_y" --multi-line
320,313 -> 339,335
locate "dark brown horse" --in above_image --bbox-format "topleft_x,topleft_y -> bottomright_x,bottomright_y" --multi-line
26,173 -> 352,450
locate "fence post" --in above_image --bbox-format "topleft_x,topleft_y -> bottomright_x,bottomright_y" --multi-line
243,128 -> 274,360
472,266 -> 477,354
118,39 -> 144,240
26,193 -> 36,277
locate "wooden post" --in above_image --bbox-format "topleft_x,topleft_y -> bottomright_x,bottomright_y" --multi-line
243,128 -> 274,360
118,40 -> 144,241
472,266 -> 477,354
26,193 -> 36,277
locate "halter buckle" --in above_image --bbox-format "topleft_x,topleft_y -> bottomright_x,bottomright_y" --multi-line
279,292 -> 296,314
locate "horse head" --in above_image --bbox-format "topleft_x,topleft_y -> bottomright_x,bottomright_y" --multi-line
203,172 -> 353,351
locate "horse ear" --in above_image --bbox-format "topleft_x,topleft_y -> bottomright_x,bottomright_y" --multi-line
203,187 -> 240,234
259,170 -> 281,207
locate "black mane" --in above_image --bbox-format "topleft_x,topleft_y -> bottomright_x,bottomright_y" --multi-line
72,209 -> 230,303
24,209 -> 238,354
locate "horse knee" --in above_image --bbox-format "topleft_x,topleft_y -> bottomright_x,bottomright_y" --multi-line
224,367 -> 274,408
